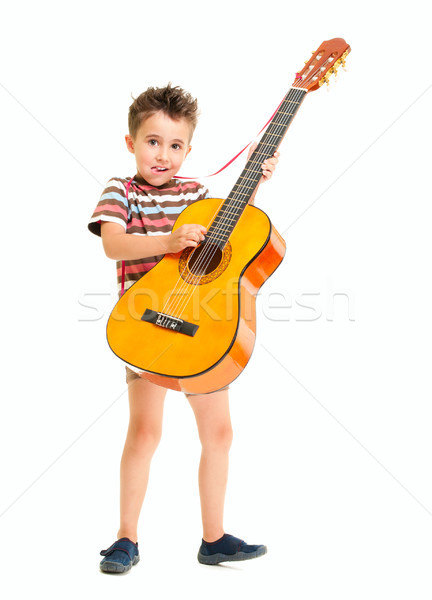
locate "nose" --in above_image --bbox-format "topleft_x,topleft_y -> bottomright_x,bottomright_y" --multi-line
156,144 -> 168,163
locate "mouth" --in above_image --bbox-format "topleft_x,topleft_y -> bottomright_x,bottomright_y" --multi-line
151,166 -> 169,174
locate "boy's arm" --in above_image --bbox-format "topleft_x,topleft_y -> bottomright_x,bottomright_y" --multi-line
101,222 -> 207,260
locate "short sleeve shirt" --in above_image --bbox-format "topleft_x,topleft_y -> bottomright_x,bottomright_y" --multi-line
88,175 -> 210,295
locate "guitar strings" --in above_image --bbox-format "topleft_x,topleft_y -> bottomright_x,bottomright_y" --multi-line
163,83 -> 315,322
160,84 -> 311,323
188,63 -> 330,254
156,197 -> 226,325
172,58 -> 334,312
156,65 -> 326,323
165,87 -> 311,310
159,87 -> 308,323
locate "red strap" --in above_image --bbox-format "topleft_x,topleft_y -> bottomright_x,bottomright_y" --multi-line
176,95 -> 285,180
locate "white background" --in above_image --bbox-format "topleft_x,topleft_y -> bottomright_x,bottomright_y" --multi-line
1,0 -> 431,598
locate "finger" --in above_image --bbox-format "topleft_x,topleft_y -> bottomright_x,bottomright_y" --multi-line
262,163 -> 275,172
190,226 -> 206,241
189,224 -> 207,234
185,226 -> 199,240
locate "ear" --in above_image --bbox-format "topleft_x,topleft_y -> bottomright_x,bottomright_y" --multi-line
185,145 -> 192,157
125,134 -> 135,154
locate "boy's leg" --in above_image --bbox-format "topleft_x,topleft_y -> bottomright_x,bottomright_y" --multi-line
117,376 -> 167,543
187,389 -> 233,542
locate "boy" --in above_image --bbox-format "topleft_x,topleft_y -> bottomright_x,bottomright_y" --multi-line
88,83 -> 279,573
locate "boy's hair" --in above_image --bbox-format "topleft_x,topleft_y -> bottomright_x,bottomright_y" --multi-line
128,83 -> 199,140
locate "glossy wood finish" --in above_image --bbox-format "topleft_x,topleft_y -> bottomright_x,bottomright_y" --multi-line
294,37 -> 351,91
107,198 -> 286,394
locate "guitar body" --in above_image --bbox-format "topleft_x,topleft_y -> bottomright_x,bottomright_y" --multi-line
106,198 -> 286,394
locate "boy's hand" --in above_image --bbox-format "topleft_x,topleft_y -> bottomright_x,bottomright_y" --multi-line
167,224 -> 207,253
247,142 -> 280,184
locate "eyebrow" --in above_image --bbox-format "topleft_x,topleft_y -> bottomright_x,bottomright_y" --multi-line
145,133 -> 185,144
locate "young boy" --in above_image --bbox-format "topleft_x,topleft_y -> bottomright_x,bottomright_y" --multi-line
88,83 -> 279,573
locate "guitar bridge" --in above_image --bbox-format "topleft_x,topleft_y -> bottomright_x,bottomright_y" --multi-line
141,309 -> 199,337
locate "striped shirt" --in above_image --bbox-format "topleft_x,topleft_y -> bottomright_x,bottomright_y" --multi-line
88,175 -> 210,294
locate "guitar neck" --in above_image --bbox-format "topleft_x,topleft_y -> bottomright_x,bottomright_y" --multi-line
234,86 -> 308,199
208,86 -> 308,244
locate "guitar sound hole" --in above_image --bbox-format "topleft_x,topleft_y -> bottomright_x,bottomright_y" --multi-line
188,243 -> 223,276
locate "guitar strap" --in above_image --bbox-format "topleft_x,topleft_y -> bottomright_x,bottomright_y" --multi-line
176,95 -> 285,180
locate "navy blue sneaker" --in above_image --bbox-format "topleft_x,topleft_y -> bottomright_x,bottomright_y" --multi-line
197,533 -> 267,565
99,537 -> 140,573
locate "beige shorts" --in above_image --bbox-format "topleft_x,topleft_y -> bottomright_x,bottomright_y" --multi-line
125,366 -> 229,396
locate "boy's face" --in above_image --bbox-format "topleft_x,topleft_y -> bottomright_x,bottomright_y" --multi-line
125,111 -> 192,186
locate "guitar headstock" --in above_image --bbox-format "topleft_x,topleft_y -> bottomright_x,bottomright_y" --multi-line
293,38 -> 351,92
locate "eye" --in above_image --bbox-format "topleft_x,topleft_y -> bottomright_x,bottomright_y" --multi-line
172,143 -> 181,150
148,139 -> 158,146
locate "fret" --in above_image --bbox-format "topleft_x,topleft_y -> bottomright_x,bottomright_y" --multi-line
264,128 -> 285,137
216,210 -> 241,220
212,214 -> 238,223
254,140 -> 282,150
225,197 -> 244,205
231,182 -> 256,191
233,182 -> 261,193
238,174 -> 264,181
277,111 -> 294,116
234,174 -> 261,187
245,158 -> 268,169
260,131 -> 283,138
270,123 -> 289,130
230,190 -> 250,197
229,197 -> 252,205
214,209 -> 240,218
207,234 -> 228,242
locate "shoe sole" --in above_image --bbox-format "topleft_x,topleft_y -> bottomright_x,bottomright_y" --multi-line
100,554 -> 140,573
197,545 -> 267,565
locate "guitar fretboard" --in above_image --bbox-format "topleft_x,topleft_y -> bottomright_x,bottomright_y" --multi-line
208,87 -> 308,246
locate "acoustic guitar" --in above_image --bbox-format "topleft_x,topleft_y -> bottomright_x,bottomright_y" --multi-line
106,37 -> 351,394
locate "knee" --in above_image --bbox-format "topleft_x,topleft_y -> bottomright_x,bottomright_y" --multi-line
127,424 -> 162,454
201,425 -> 233,452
